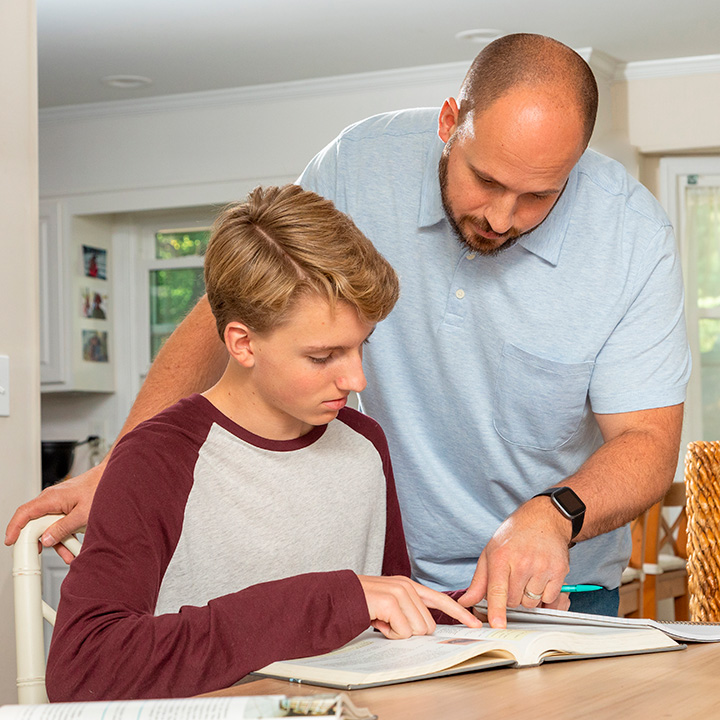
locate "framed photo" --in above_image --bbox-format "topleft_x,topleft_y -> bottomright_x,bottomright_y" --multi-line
82,330 -> 109,363
80,288 -> 108,319
82,245 -> 107,280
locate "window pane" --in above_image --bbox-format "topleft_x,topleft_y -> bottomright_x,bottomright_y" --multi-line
150,267 -> 206,359
700,318 -> 720,441
155,229 -> 210,260
686,187 -> 720,311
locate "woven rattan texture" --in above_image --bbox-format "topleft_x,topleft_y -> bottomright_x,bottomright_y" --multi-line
685,441 -> 720,621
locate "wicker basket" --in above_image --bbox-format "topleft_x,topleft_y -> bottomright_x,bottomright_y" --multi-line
685,440 -> 720,622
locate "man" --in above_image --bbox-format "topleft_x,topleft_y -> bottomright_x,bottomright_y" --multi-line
7,34 -> 689,627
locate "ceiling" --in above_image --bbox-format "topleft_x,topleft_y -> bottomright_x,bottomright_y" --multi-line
38,0 -> 720,109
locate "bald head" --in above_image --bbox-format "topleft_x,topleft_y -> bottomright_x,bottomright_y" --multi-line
457,33 -> 598,147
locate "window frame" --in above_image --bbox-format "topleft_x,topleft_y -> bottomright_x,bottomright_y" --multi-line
133,209 -> 215,387
660,156 -> 720,465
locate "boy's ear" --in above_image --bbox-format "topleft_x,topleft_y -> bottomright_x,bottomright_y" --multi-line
224,322 -> 255,367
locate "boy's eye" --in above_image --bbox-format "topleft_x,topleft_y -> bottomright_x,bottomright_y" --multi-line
309,354 -> 332,365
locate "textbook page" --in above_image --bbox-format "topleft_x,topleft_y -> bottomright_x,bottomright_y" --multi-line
433,622 -> 679,663
481,602 -> 720,642
256,628 -> 516,688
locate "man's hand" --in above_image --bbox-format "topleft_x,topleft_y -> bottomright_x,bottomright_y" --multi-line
358,575 -> 482,639
457,497 -> 572,628
4,463 -> 104,563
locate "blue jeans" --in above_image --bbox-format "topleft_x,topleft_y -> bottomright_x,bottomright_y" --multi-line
568,587 -> 620,616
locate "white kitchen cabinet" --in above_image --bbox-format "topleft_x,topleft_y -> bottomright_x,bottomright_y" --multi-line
39,201 -> 115,393
39,201 -> 65,385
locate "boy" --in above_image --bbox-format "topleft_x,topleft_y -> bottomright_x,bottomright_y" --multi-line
46,185 -> 479,701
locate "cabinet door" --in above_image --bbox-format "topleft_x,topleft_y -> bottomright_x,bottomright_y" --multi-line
39,201 -> 66,385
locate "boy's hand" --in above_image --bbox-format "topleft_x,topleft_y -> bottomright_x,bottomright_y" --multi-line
5,463 -> 104,563
357,575 -> 482,639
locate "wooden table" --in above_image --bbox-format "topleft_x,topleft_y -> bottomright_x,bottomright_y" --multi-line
208,643 -> 720,718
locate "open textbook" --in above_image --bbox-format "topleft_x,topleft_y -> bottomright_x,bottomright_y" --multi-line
482,602 -> 720,642
0,694 -> 375,720
254,621 -> 683,690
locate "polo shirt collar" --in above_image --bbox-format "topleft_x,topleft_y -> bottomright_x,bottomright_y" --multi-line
418,134 -> 580,268
516,164 -> 578,267
418,135 -> 447,228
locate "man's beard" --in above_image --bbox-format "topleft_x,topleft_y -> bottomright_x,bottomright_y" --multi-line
438,149 -> 520,257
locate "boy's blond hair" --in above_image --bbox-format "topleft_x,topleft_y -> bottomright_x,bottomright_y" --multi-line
204,185 -> 399,338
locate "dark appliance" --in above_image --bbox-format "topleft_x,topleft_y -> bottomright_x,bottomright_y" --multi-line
41,436 -> 99,490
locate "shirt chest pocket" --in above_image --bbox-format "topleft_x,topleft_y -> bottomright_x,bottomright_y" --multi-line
493,343 -> 594,451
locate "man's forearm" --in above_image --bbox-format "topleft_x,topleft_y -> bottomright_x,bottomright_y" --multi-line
560,404 -> 684,541
459,404 -> 684,624
117,295 -> 228,444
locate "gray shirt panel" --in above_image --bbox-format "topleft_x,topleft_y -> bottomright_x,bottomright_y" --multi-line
156,419 -> 386,614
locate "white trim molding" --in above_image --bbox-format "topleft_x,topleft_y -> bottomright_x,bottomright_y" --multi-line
623,54 -> 720,81
39,61 -> 470,125
40,50 -> 720,127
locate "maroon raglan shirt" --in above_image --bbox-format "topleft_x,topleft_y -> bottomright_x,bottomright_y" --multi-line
46,394 -> 410,700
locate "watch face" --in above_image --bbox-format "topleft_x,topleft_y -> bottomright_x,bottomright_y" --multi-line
554,487 -> 586,517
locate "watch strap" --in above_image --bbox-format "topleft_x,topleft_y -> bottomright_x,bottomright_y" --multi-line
532,487 -> 585,540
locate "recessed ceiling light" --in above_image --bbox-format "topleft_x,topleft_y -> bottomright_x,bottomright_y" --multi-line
101,75 -> 153,89
455,29 -> 503,43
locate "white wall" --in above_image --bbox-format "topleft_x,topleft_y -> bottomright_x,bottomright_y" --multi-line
39,66 -> 467,198
0,0 -> 39,704
624,70 -> 720,154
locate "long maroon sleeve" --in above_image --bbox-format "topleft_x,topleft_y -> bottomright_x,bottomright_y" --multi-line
340,408 -> 411,578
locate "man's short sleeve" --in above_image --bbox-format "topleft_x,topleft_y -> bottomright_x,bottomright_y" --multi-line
297,138 -> 340,201
589,223 -> 691,414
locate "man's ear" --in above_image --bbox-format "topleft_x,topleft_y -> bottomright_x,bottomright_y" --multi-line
224,322 -> 255,367
438,97 -> 460,143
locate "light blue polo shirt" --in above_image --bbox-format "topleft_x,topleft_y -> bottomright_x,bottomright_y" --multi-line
298,108 -> 691,592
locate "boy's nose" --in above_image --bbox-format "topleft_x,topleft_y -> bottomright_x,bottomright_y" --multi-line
337,355 -> 367,393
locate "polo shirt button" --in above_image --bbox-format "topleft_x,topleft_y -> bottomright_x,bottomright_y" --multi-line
467,253 -> 476,260
455,289 -> 465,299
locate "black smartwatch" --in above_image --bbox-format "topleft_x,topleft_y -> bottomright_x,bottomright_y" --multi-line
532,487 -> 585,543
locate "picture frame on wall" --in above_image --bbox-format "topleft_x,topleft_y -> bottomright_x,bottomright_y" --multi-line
80,287 -> 108,319
82,244 -> 107,280
81,329 -> 109,363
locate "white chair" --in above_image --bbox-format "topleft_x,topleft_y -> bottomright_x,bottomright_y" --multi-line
13,515 -> 81,704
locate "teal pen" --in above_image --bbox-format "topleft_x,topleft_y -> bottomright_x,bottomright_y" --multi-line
561,584 -> 603,593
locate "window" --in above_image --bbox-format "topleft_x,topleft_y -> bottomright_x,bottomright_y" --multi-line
660,158 -> 720,456
149,228 -> 209,360
133,207 -> 216,386
681,176 -> 720,441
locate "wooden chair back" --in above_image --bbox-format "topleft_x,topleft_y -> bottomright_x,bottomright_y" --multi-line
642,483 -> 689,620
618,510 -> 646,617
